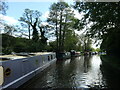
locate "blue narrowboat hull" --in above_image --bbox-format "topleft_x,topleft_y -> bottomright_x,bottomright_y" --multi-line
0,52 -> 56,89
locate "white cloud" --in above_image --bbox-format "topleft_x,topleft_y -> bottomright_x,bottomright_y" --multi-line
0,14 -> 19,25
41,22 -> 49,26
48,37 -> 56,42
74,10 -> 85,20
41,9 -> 84,21
75,30 -> 85,35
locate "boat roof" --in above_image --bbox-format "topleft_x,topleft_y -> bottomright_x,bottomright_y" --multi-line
0,52 -> 54,61
0,55 -> 27,61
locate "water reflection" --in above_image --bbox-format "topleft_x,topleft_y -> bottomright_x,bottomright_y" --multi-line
19,55 -> 120,89
69,55 -> 104,88
84,56 -> 103,88
100,55 -> 120,89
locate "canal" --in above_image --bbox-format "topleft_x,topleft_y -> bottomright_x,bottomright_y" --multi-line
19,55 -> 120,89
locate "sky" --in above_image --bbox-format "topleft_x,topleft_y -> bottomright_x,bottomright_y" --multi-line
7,2 -> 54,21
2,1 -> 75,25
1,0 -> 100,48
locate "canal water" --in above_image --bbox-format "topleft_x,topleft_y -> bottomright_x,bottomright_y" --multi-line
19,55 -> 120,89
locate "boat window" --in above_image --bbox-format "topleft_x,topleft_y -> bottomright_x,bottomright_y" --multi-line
0,66 -> 4,85
48,56 -> 50,61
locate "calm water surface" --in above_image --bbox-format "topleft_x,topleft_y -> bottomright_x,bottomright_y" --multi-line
19,55 -> 120,89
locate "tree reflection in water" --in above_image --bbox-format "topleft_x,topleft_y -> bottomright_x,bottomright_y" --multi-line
100,55 -> 120,89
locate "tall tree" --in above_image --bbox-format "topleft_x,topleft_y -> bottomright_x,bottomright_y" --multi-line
61,7 -> 76,51
47,2 -> 76,52
0,0 -> 8,32
38,24 -> 48,45
47,2 -> 61,52
78,34 -> 92,52
64,31 -> 79,51
19,9 -> 41,40
74,1 -> 120,55
3,24 -> 17,35
0,0 -> 8,15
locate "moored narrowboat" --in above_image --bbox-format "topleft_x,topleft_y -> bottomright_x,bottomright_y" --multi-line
0,52 -> 56,89
56,52 -> 71,60
70,50 -> 81,57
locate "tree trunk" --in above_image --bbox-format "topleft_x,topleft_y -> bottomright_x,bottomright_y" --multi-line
59,11 -> 63,52
28,24 -> 30,39
61,14 -> 68,52
55,14 -> 59,52
31,18 -> 39,42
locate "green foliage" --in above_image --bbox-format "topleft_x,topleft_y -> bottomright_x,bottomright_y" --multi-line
13,37 -> 30,52
19,8 -> 41,40
95,48 -> 101,52
48,1 -> 78,52
3,24 -> 17,35
49,41 -> 57,52
44,45 -> 52,52
0,1 -> 8,15
19,8 -> 48,46
32,29 -> 39,42
74,2 -> 120,55
14,42 -> 27,53
2,34 -> 15,54
1,34 -> 50,54
100,30 -> 120,55
64,31 -> 78,51
78,34 -> 92,52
